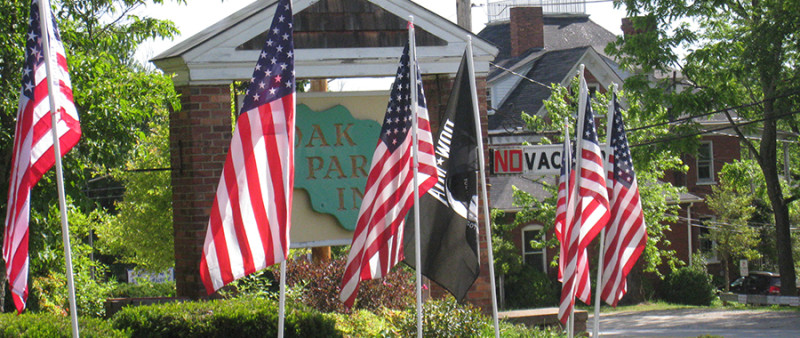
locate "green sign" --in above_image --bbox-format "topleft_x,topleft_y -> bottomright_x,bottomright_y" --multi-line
294,104 -> 380,231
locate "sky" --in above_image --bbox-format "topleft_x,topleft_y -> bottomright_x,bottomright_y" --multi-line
134,0 -> 627,90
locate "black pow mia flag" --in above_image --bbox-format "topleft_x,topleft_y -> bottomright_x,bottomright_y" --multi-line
403,51 -> 480,301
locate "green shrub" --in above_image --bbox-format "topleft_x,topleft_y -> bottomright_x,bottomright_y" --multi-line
0,312 -> 128,337
328,309 -> 396,337
276,256 -> 413,313
660,267 -> 715,306
503,264 -> 559,309
110,281 -> 176,298
111,297 -> 339,337
396,296 -> 489,337
492,321 -> 566,338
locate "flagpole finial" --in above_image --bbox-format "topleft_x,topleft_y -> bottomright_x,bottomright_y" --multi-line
578,64 -> 585,77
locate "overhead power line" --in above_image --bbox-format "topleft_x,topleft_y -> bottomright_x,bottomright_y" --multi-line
631,108 -> 800,148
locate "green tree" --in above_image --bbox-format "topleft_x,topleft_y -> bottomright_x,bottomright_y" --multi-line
609,0 -> 800,295
0,0 -> 181,311
704,170 -> 761,291
95,117 -> 173,272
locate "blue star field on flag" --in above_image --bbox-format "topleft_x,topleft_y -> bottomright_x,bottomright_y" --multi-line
240,0 -> 294,113
380,44 -> 427,152
611,99 -> 635,186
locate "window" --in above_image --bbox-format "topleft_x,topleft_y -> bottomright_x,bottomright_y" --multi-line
522,225 -> 546,273
698,217 -> 719,263
697,141 -> 714,183
486,87 -> 494,113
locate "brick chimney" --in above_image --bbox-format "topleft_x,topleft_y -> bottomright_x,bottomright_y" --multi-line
456,0 -> 472,30
510,7 -> 544,58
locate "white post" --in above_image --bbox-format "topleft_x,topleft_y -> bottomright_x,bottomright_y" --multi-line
593,83 -> 616,337
408,16 -> 424,338
467,37 -> 500,338
562,118 -> 572,338
38,0 -> 79,336
568,64 -> 589,338
687,203 -> 693,267
278,259 -> 287,338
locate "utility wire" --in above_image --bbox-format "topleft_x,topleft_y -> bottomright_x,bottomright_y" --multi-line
631,109 -> 800,148
489,62 -> 552,90
626,89 -> 800,133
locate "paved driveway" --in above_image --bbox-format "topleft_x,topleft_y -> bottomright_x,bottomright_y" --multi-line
594,308 -> 800,337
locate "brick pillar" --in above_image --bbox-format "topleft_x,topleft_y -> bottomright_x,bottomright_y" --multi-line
171,84 -> 232,298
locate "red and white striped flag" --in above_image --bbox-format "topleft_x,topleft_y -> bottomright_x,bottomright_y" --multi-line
199,0 -> 295,294
554,125 -> 591,316
339,42 -> 438,308
558,75 -> 610,324
573,82 -> 610,252
3,0 -> 81,313
601,95 -> 647,307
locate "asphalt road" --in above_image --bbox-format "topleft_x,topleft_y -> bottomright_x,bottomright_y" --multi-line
593,308 -> 800,337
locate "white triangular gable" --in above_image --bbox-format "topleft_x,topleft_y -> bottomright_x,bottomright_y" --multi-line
533,47 -> 624,117
152,0 -> 498,86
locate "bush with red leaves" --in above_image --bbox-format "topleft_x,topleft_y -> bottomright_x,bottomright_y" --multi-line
277,256 -> 414,313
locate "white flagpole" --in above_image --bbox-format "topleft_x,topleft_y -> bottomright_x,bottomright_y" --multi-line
593,83 -> 616,338
408,16 -> 424,338
561,117 -> 572,338
278,258 -> 287,338
466,37 -> 500,338
38,0 -> 79,335
569,64 -> 589,338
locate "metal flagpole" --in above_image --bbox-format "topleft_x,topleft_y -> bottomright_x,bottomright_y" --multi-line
593,83 -> 616,337
562,117 -> 572,338
408,16 -> 424,338
278,2 -> 293,337
278,258 -> 287,338
569,64 -> 589,338
38,0 -> 79,335
466,37 -> 500,338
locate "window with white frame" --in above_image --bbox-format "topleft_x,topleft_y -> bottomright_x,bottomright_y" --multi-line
698,217 -> 719,263
522,225 -> 546,273
697,141 -> 714,183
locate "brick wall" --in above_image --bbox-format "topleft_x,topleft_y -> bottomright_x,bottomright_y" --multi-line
171,84 -> 232,298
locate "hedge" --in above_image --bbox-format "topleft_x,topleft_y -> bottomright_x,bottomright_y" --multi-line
0,312 -> 127,337
111,297 -> 339,337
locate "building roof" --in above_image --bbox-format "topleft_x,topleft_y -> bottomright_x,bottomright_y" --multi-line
490,175 -> 555,211
478,15 -> 617,77
488,46 -> 588,132
150,0 -> 498,85
477,13 -> 623,135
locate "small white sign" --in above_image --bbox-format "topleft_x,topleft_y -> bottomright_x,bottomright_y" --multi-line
739,259 -> 748,277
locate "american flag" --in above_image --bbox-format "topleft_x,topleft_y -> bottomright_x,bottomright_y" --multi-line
3,0 -> 81,313
339,42 -> 438,308
554,125 -> 591,324
574,82 -> 610,252
558,76 -> 610,323
601,95 -> 646,307
199,0 -> 295,294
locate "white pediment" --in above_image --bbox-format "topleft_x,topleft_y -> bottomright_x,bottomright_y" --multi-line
152,0 -> 498,86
